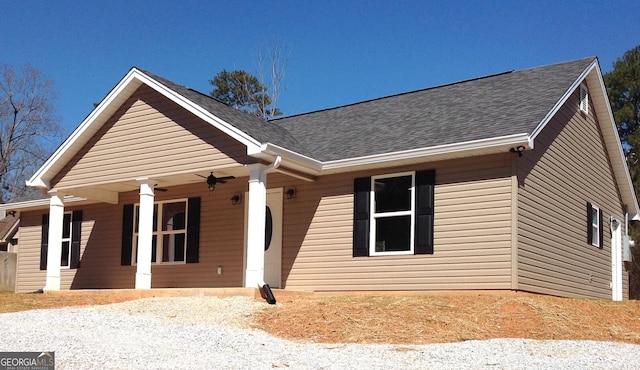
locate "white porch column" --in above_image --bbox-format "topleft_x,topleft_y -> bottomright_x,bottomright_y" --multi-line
44,191 -> 65,291
245,164 -> 267,287
135,179 -> 154,289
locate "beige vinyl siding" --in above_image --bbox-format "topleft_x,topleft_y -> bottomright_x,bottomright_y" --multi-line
52,85 -> 254,189
517,89 -> 626,299
281,155 -> 514,291
15,182 -> 252,292
15,213 -> 46,292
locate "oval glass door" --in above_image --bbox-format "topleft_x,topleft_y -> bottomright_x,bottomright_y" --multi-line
265,206 -> 273,251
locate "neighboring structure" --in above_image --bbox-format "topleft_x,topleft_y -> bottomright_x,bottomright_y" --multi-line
0,57 -> 636,300
0,211 -> 19,291
0,211 -> 19,253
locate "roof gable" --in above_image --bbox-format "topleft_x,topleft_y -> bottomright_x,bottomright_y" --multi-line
51,85 -> 256,191
27,68 -> 306,189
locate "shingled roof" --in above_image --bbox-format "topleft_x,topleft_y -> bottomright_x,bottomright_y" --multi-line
271,57 -> 596,161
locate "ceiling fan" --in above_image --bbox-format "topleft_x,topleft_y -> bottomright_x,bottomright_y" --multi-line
196,171 -> 235,191
154,184 -> 168,192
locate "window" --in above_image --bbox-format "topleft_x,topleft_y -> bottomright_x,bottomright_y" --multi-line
579,84 -> 589,114
133,200 -> 187,264
587,202 -> 603,248
60,212 -> 72,268
353,170 -> 435,257
39,210 -> 83,270
371,173 -> 415,255
121,197 -> 200,265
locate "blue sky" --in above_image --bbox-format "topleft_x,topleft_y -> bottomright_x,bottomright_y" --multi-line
1,1 -> 639,136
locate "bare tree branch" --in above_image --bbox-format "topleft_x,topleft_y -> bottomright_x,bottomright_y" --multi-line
0,64 -> 62,203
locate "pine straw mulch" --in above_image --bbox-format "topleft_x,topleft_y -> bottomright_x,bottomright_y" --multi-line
0,290 -> 142,314
252,292 -> 640,345
2,291 -> 640,345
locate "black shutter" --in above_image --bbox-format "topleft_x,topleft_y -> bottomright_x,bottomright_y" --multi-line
415,170 -> 435,254
598,208 -> 604,249
186,197 -> 201,263
70,210 -> 82,269
40,214 -> 49,270
353,177 -> 371,257
587,202 -> 593,245
121,204 -> 134,265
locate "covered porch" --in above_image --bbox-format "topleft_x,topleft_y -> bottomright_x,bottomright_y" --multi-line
31,157 -> 301,291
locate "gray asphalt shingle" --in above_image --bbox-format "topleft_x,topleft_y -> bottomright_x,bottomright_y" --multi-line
271,57 -> 595,161
139,57 -> 595,163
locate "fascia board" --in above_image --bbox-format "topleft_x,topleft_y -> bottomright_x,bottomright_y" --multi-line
320,133 -> 532,172
0,196 -> 88,212
586,63 -> 640,219
256,143 -> 322,172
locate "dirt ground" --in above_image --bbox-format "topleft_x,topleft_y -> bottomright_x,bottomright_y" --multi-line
2,291 -> 640,345
253,292 -> 640,344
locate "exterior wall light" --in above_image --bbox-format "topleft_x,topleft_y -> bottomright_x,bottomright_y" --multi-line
509,146 -> 525,157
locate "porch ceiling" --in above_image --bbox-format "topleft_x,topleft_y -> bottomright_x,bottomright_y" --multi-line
56,166 -> 248,203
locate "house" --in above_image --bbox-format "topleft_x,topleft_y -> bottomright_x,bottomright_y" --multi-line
0,57 -> 636,300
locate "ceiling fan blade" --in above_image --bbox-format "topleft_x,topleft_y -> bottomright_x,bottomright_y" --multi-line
218,176 -> 235,181
153,184 -> 168,192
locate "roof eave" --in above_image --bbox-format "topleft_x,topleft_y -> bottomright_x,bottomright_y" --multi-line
319,133 -> 533,174
0,196 -> 89,212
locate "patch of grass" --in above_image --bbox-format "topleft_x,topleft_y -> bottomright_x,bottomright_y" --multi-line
0,291 -> 137,314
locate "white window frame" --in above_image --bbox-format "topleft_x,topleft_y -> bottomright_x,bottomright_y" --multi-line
60,211 -> 72,269
579,83 -> 589,114
591,204 -> 600,248
369,171 -> 416,256
132,198 -> 189,265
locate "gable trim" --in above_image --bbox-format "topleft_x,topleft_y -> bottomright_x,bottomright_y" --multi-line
529,59 -> 597,141
528,58 -> 639,220
27,68 -> 263,191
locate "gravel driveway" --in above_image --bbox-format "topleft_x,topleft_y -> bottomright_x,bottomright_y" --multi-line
1,296 -> 638,369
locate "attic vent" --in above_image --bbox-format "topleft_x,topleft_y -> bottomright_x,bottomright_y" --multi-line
579,84 -> 589,114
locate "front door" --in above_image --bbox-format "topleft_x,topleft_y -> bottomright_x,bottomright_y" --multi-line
244,188 -> 283,288
611,218 -> 622,301
264,189 -> 283,287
